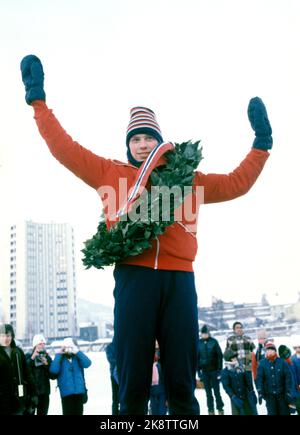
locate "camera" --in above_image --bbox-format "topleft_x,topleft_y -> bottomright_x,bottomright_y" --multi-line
34,351 -> 46,366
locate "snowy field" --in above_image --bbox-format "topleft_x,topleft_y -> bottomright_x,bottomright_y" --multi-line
47,335 -> 300,416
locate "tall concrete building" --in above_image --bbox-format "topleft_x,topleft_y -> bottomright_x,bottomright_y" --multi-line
8,221 -> 77,341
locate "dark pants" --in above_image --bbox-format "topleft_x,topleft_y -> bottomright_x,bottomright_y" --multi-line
113,265 -> 200,415
231,398 -> 257,415
202,371 -> 224,413
150,390 -> 167,415
0,395 -> 24,415
24,394 -> 50,416
61,394 -> 84,415
265,394 -> 290,415
110,376 -> 120,415
36,394 -> 50,415
296,397 -> 300,415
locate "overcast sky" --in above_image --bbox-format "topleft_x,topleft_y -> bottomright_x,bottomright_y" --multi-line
0,0 -> 300,308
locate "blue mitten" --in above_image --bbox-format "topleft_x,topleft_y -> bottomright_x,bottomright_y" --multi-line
248,97 -> 273,150
20,55 -> 46,105
232,396 -> 244,409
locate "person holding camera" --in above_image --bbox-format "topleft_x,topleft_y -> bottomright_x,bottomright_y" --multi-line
49,338 -> 91,415
25,334 -> 55,415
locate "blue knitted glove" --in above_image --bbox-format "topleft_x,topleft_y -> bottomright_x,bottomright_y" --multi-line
232,396 -> 244,409
20,55 -> 46,105
248,97 -> 273,150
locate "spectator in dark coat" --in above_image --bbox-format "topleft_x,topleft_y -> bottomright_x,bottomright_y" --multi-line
197,325 -> 224,415
0,324 -> 36,415
278,344 -> 299,414
105,341 -> 120,415
256,341 -> 294,415
25,334 -> 56,415
221,348 -> 258,415
291,341 -> 300,414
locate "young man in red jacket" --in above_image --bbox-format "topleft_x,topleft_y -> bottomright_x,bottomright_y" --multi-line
20,55 -> 272,415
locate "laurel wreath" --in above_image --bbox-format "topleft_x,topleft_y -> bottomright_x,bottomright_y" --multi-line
82,141 -> 202,269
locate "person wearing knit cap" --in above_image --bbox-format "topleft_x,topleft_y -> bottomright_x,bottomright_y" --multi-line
278,344 -> 300,414
264,341 -> 277,352
197,325 -> 224,415
257,329 -> 268,341
200,324 -> 209,335
256,341 -> 295,415
32,334 -> 46,348
126,107 -> 164,166
278,344 -> 291,360
20,54 -> 273,416
221,348 -> 258,415
25,333 -> 54,415
49,338 -> 91,415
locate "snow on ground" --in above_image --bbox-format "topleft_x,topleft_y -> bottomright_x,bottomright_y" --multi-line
47,335 -> 300,415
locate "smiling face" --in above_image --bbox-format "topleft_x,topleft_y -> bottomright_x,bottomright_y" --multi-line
129,134 -> 159,161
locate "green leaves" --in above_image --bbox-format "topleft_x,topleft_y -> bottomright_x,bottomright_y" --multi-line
81,140 -> 203,269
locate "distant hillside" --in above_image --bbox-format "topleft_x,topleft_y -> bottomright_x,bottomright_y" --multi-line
77,298 -> 113,324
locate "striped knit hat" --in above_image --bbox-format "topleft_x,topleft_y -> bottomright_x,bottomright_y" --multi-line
126,106 -> 163,146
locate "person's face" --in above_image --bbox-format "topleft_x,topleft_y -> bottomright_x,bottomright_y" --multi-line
234,324 -> 243,336
294,346 -> 300,355
36,343 -> 45,352
0,333 -> 12,347
129,134 -> 158,161
201,333 -> 209,340
266,349 -> 276,357
258,338 -> 267,345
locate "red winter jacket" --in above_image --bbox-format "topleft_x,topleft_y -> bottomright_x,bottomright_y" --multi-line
32,101 -> 270,272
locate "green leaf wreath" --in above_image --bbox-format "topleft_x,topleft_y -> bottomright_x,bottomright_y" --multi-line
82,141 -> 203,269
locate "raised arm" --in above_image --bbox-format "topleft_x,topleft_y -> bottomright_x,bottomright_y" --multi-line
20,55 -> 111,190
195,97 -> 272,204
